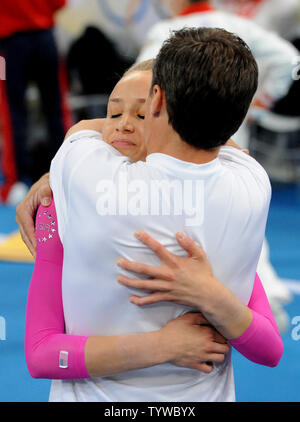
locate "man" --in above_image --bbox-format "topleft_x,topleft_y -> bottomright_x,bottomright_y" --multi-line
45,27 -> 271,401
136,0 -> 296,329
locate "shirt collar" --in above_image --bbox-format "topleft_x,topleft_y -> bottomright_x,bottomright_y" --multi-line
179,1 -> 214,16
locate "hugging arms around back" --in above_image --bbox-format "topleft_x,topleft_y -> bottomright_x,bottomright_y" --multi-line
25,200 -> 283,380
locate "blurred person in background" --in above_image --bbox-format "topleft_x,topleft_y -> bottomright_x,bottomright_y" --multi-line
136,0 -> 298,331
66,25 -> 134,114
0,0 -> 71,206
213,0 -> 300,131
213,0 -> 299,39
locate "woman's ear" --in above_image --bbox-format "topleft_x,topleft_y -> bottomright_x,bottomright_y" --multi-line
149,84 -> 164,117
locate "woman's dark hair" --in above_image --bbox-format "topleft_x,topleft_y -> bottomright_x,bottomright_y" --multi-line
151,27 -> 258,149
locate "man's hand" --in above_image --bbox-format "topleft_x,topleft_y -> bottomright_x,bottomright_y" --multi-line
161,312 -> 229,373
16,173 -> 53,258
117,230 -> 216,309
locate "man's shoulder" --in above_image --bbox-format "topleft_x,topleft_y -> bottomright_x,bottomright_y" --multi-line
218,146 -> 269,175
218,146 -> 272,201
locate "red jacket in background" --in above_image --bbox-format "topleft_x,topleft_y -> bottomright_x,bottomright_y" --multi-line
0,0 -> 66,38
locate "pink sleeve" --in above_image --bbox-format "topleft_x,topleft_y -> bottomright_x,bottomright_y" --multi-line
229,273 -> 283,367
24,200 -> 90,379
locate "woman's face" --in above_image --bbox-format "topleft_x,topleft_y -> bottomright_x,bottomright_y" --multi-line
102,70 -> 152,162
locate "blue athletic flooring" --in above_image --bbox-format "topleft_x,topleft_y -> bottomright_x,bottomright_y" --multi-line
0,182 -> 299,402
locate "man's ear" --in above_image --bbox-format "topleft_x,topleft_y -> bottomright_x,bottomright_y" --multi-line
150,84 -> 164,117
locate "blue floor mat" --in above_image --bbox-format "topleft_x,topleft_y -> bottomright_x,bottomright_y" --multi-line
0,182 -> 299,402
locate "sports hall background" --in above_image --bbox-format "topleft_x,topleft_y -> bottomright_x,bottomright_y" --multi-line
0,0 -> 299,402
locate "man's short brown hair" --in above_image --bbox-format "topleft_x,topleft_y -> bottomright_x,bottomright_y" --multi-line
152,27 -> 258,149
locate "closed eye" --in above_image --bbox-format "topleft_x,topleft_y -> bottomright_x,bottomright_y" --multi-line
137,114 -> 145,119
111,114 -> 122,118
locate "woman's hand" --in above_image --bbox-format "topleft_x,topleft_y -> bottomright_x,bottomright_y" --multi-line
16,173 -> 53,258
86,312 -> 230,377
117,230 -> 217,310
117,230 -> 253,340
161,312 -> 230,373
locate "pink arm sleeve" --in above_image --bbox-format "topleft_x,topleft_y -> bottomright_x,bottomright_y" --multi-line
24,200 -> 90,379
229,273 -> 284,367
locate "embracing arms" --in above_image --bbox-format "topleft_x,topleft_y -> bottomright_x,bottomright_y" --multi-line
25,200 -> 282,382
116,231 -> 283,367
25,201 -> 228,379
20,121 -> 282,379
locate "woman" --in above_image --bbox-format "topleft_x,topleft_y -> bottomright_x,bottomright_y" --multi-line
24,59 -> 283,401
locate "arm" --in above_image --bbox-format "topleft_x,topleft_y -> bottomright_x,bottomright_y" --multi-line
25,202 -> 229,379
24,200 -> 89,379
64,119 -> 106,140
229,273 -> 283,367
117,231 -> 283,367
117,231 -> 253,339
196,270 -> 284,368
16,173 -> 52,258
86,311 -> 229,377
16,120 -> 107,257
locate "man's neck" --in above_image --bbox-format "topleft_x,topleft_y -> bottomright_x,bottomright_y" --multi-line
147,125 -> 220,165
153,145 -> 220,164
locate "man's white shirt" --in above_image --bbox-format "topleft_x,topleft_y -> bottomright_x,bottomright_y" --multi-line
49,130 -> 271,402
